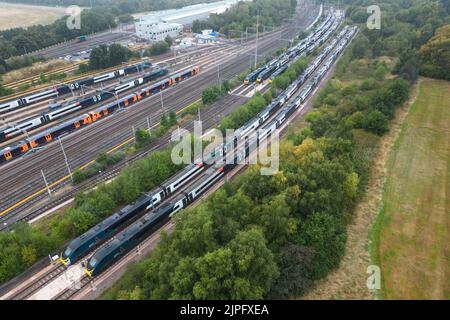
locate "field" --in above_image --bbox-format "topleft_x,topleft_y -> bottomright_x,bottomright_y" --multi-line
0,2 -> 66,30
372,78 -> 450,299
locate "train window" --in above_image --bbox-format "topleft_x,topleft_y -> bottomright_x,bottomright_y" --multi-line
4,151 -> 12,160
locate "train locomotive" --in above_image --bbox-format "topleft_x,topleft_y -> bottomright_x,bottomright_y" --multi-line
85,161 -> 240,277
61,160 -> 207,266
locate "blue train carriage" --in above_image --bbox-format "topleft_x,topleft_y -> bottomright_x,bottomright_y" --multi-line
85,202 -> 175,277
62,161 -> 206,267
85,165 -> 226,277
60,192 -> 159,266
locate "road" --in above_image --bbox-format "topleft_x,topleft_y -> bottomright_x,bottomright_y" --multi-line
0,1 -> 319,226
32,29 -> 137,60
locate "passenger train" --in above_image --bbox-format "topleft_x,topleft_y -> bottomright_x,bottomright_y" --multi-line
0,68 -> 168,143
0,66 -> 200,166
244,10 -> 337,86
0,62 -> 152,114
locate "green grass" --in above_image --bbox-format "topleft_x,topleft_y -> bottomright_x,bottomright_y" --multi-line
369,78 -> 450,299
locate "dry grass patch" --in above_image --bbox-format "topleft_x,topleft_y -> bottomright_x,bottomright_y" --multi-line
0,2 -> 66,30
2,59 -> 72,84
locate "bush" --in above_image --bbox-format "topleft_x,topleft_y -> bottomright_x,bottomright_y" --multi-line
135,129 -> 152,149
362,110 -> 389,135
146,41 -> 170,56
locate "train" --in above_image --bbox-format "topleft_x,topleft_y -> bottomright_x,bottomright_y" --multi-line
1,15 -> 343,165
243,10 -> 338,86
84,164 -> 235,277
76,25 -> 358,278
0,68 -> 168,143
60,161 -> 206,266
0,66 -> 200,166
0,62 -> 152,114
62,24 -> 348,269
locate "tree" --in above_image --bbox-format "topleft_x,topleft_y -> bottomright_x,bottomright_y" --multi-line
362,110 -> 389,135
149,41 -> 170,56
193,228 -> 279,299
21,245 -> 38,266
267,244 -> 315,298
169,111 -> 177,126
299,212 -> 346,279
160,114 -> 169,128
67,208 -> 96,235
164,35 -> 173,47
352,35 -> 370,59
135,128 -> 152,149
117,14 -> 134,23
108,43 -> 129,67
89,44 -> 109,69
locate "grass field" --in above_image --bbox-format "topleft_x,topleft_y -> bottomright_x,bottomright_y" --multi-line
0,2 -> 66,30
371,78 -> 450,299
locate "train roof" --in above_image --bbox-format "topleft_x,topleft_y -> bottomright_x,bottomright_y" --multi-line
89,202 -> 174,265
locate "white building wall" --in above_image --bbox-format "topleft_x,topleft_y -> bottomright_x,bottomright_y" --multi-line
135,22 -> 183,42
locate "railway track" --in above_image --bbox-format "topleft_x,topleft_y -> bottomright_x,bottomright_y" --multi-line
0,2 -> 317,226
2,6 -> 343,300
7,264 -> 66,300
0,46 -> 230,137
4,62 -> 84,91
0,44 -> 214,105
35,32 -> 134,60
0,93 -> 248,228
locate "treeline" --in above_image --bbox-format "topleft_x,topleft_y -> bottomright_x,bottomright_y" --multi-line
82,43 -> 138,71
0,8 -> 116,60
192,0 -> 297,36
419,24 -> 450,80
103,55 -> 412,301
0,148 -> 184,284
0,0 -> 217,63
1,0 -> 218,13
343,0 -> 449,82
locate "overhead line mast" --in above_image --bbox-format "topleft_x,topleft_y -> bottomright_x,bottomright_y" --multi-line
255,12 -> 259,69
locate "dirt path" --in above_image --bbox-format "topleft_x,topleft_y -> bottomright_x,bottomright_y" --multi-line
302,79 -> 422,300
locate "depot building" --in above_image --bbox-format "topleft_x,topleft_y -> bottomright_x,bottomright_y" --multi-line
135,19 -> 183,42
